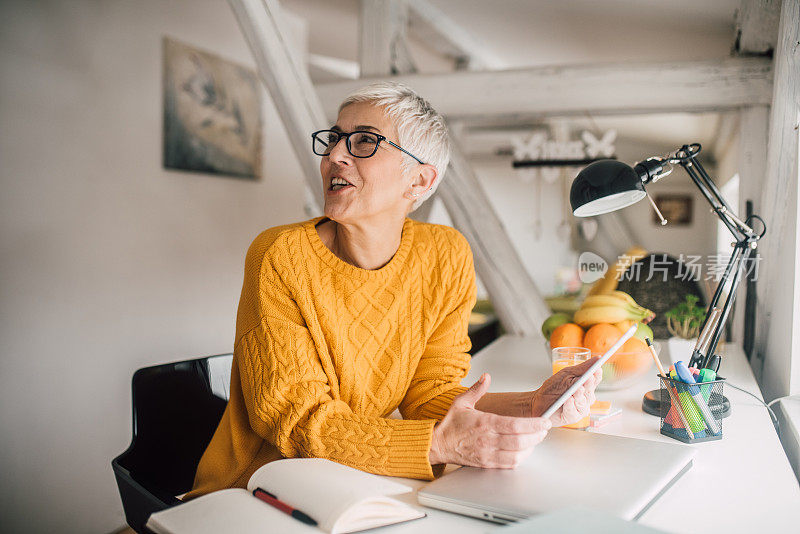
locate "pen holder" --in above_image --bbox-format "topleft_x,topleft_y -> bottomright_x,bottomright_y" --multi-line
658,375 -> 725,443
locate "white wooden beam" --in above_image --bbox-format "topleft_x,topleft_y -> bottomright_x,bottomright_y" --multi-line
735,0 -> 782,55
404,0 -> 505,70
308,53 -> 359,80
228,0 -> 326,213
753,0 -> 800,399
359,0 -> 416,76
315,58 -> 773,121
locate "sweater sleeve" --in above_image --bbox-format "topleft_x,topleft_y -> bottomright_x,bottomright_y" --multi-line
236,259 -> 441,481
398,234 -> 477,422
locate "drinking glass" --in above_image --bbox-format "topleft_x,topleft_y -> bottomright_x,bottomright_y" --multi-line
550,347 -> 591,429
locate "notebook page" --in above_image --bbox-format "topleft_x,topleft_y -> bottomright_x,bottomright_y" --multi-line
334,496 -> 426,534
146,488 -> 318,534
247,458 -> 415,533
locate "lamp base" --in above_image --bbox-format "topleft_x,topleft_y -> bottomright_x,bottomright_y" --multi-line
641,389 -> 732,419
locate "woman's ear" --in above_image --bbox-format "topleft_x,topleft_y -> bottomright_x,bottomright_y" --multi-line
406,164 -> 438,199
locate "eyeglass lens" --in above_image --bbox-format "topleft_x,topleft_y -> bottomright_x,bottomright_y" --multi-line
313,131 -> 380,158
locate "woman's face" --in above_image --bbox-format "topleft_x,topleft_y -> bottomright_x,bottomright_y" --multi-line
320,102 -> 413,224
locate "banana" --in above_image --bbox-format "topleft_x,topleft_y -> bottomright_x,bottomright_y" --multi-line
574,305 -> 639,328
577,289 -> 657,327
593,291 -> 656,320
609,291 -> 638,306
587,275 -> 619,297
581,295 -> 635,309
609,291 -> 655,316
580,295 -> 649,320
587,246 -> 648,296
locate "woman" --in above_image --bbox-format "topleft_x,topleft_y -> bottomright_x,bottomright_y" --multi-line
186,82 -> 601,499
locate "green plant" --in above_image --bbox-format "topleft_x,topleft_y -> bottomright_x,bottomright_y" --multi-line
665,294 -> 705,339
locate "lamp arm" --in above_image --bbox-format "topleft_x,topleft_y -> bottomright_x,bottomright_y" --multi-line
650,145 -> 765,368
698,243 -> 753,367
678,160 -> 748,240
637,147 -> 755,240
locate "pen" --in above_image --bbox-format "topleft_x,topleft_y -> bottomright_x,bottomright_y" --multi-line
646,338 -> 694,439
698,367 -> 716,401
670,367 -> 706,435
644,337 -> 666,377
675,361 -> 721,435
253,487 -> 318,526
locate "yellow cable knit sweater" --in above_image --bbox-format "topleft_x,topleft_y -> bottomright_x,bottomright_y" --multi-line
186,215 -> 476,499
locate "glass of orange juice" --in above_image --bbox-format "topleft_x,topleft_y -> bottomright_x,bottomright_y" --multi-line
550,347 -> 591,429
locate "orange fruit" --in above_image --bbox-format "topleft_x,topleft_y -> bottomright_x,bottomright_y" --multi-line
583,323 -> 623,357
550,323 -> 585,349
621,337 -> 648,353
613,337 -> 650,373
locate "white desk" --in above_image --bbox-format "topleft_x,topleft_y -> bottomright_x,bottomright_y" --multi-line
381,336 -> 800,534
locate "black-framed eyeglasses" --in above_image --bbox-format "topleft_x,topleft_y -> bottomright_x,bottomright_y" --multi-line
311,129 -> 425,165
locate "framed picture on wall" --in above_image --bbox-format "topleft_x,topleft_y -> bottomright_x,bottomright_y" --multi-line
652,194 -> 693,225
163,37 -> 262,179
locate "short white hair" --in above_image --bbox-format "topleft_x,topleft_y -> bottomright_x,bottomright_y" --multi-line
338,81 -> 450,212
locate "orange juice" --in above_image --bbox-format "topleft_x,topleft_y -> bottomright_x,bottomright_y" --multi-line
552,359 -> 577,374
551,358 -> 590,429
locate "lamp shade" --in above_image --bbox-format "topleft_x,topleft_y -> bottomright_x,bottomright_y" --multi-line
570,160 -> 647,217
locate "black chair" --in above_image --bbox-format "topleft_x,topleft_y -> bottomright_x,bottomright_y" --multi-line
112,354 -> 230,533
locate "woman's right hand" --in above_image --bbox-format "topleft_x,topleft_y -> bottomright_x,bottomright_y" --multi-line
429,373 -> 551,468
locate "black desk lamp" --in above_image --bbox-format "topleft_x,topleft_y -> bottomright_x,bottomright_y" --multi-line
570,144 -> 766,374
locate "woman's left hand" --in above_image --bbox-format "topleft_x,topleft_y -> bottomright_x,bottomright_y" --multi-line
529,357 -> 602,427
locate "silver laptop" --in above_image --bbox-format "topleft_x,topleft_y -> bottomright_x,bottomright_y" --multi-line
417,428 -> 695,524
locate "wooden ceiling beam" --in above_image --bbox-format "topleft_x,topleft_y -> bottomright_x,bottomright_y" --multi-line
316,57 -> 773,121
404,0 -> 506,70
228,0 -> 327,213
359,0 -> 417,76
734,0 -> 782,56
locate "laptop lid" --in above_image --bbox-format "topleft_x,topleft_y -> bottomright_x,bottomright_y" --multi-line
417,428 -> 695,523
498,506 -> 671,533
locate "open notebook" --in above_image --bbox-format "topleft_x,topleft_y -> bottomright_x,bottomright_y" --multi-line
146,458 -> 426,534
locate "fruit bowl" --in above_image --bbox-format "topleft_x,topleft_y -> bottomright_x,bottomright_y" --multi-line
545,340 -> 661,391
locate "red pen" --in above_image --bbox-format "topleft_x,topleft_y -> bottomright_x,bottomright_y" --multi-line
252,487 -> 318,526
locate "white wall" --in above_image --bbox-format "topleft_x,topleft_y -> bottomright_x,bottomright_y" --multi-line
446,160 -> 577,297
0,1 -> 308,532
616,170 -> 719,269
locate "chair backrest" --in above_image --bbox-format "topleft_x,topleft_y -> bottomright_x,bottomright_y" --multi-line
616,253 -> 707,339
112,354 -> 230,531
